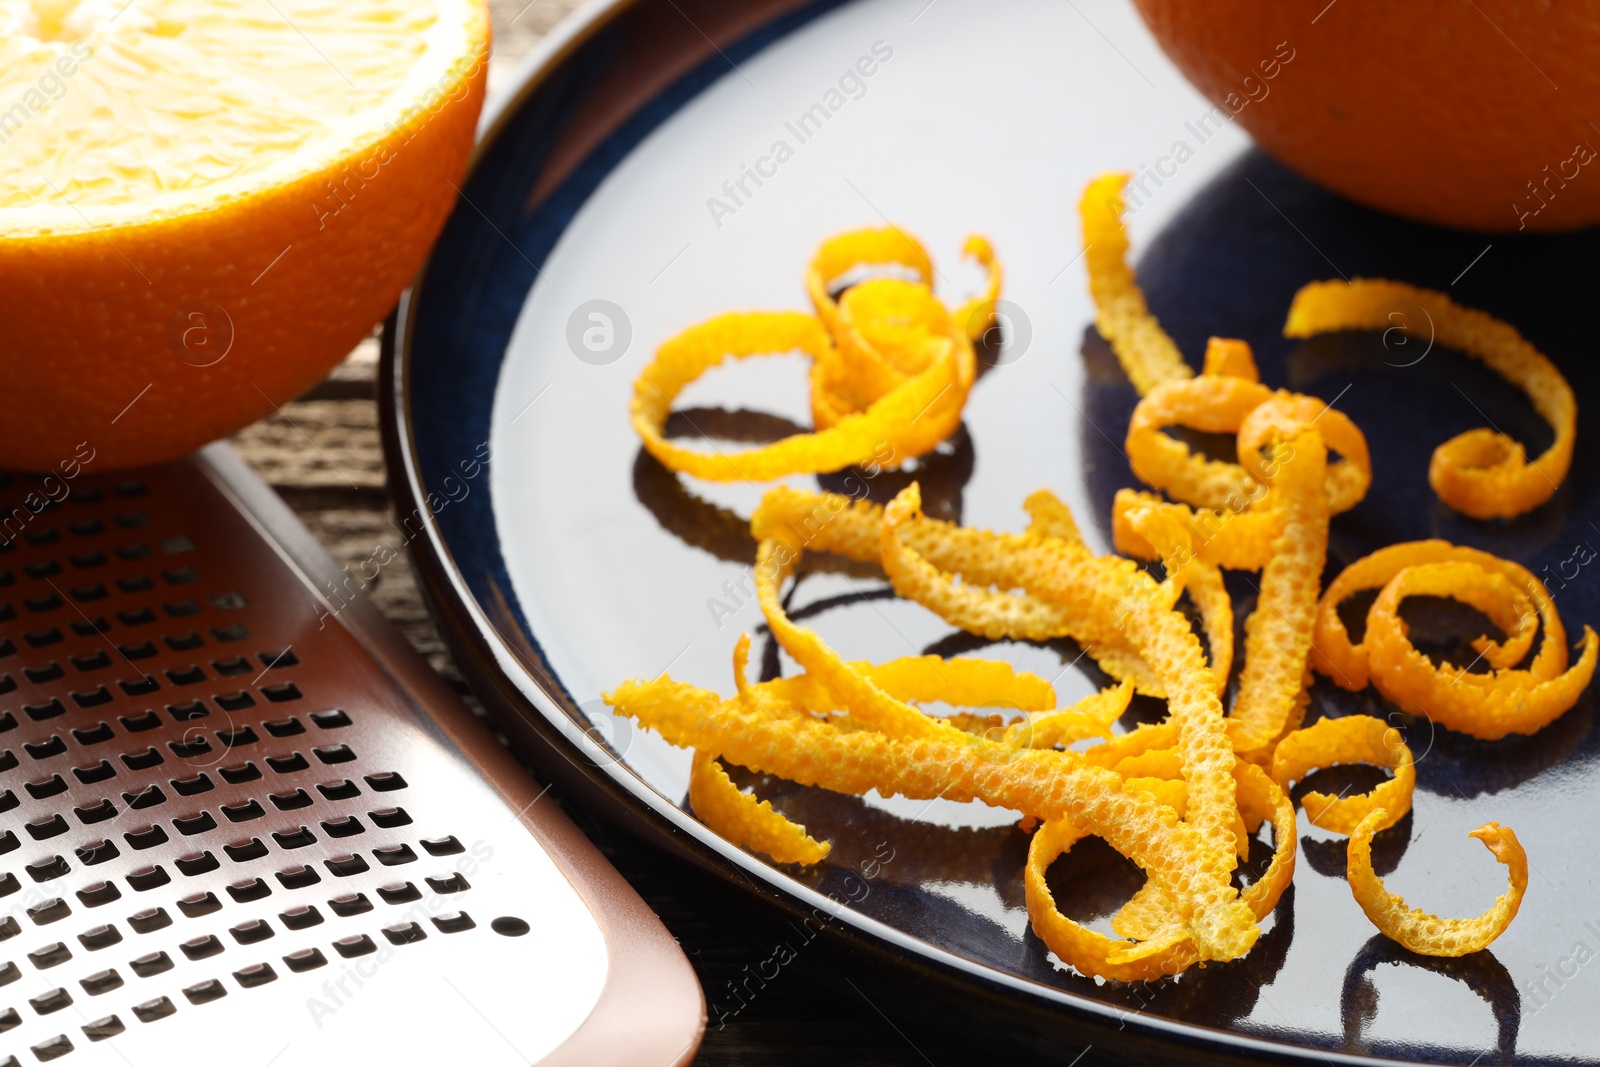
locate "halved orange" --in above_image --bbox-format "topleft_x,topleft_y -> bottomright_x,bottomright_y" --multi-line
0,0 -> 491,471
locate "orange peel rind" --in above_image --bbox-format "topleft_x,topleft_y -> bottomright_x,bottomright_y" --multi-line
1286,278 -> 1576,519
1080,173 -> 1192,394
688,750 -> 831,865
608,670 -> 1257,963
1201,336 -> 1260,381
1124,374 -> 1370,515
605,186 -> 1588,986
806,226 -> 933,339
1026,761 -> 1293,981
1236,393 -> 1371,514
1364,561 -> 1599,740
1312,540 -> 1564,692
1228,432 -> 1330,754
953,234 -> 1003,345
1122,503 -> 1234,694
749,485 -> 1175,701
1347,808 -> 1527,956
630,309 -> 955,482
1023,488 -> 1087,548
1312,541 -> 1597,738
634,229 -> 999,482
877,484 -> 1251,934
1112,488 -> 1281,572
1004,679 -> 1133,750
1125,374 -> 1272,511
1270,715 -> 1415,834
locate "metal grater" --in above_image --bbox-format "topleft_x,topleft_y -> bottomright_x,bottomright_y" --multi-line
0,445 -> 702,1067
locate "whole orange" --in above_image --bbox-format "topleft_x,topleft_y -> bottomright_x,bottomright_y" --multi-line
0,0 -> 490,472
1131,0 -> 1600,233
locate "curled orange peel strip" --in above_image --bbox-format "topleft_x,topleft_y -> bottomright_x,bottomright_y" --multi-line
1286,278 -> 1575,519
1079,172 -> 1191,394
673,633 -> 1176,882
1311,540 -> 1564,692
808,280 -> 969,444
1309,541 -> 1596,738
1082,722 -> 1179,771
684,639 -> 833,864
1125,375 -> 1370,515
1270,715 -> 1415,834
749,494 -> 1141,755
863,655 -> 1058,713
1364,561 -> 1599,740
1347,808 -> 1527,956
633,230 -> 998,482
631,310 -> 957,481
952,234 -> 1003,345
1113,878 -> 1185,944
1023,488 -> 1087,548
805,226 -> 933,338
1003,679 -> 1133,750
1113,747 -> 1184,781
805,229 -> 994,443
1025,762 -> 1293,981
1236,392 -> 1371,513
748,482 -> 1257,960
754,530 -> 964,743
1125,375 -> 1272,511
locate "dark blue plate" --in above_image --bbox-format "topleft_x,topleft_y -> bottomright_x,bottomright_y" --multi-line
382,1 -> 1600,1062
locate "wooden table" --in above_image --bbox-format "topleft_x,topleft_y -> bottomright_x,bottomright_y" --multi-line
230,4 -> 935,1061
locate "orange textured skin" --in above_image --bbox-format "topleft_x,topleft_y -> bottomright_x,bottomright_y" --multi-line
0,7 -> 489,472
1130,0 -> 1600,232
1348,809 -> 1527,956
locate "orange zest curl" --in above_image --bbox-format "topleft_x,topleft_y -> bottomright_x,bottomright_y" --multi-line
1025,762 -> 1294,981
1286,278 -> 1576,519
1121,504 -> 1234,695
1123,374 -> 1370,515
1125,374 -> 1273,511
1365,561 -> 1599,740
751,485 -> 1167,697
632,228 -> 1000,481
607,668 -> 1258,964
1312,541 -> 1598,738
1112,488 -> 1281,572
689,750 -> 832,865
1200,336 -> 1260,381
1270,715 -> 1415,834
1347,808 -> 1528,957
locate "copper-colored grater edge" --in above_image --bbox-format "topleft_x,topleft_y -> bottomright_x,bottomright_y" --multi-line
0,444 -> 704,1067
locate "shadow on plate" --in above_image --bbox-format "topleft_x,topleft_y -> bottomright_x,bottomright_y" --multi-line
1341,934 -> 1519,1063
633,410 -> 977,567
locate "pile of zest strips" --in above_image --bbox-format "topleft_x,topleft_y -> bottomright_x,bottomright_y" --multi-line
610,171 -> 1586,979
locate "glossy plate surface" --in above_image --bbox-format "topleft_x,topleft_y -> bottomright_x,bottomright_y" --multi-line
387,0 -> 1600,1062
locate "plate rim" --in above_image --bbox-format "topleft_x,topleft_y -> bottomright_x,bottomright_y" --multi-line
382,2 -> 1445,1062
